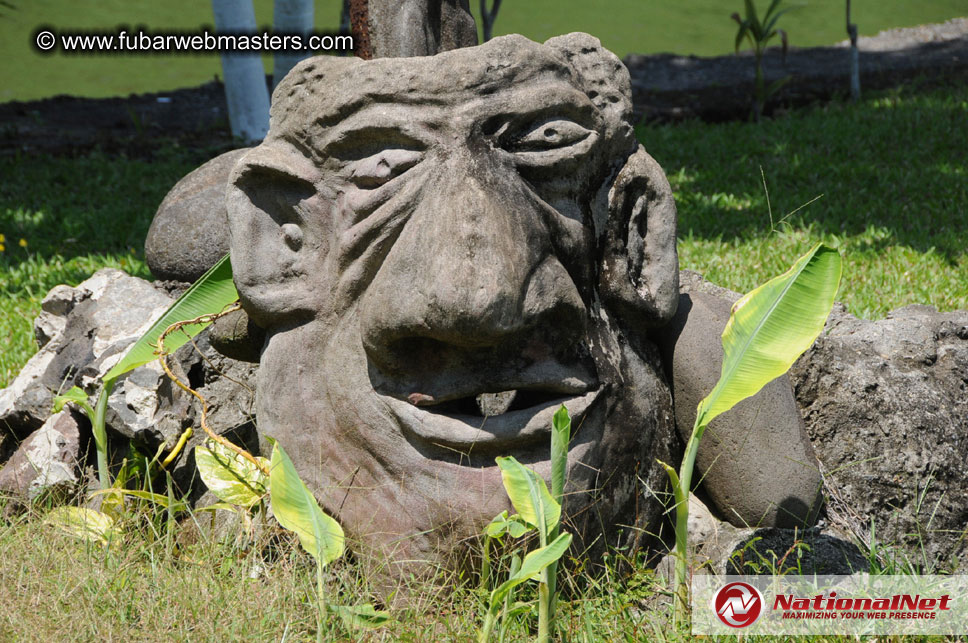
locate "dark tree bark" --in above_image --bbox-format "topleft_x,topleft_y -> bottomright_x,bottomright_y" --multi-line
354,0 -> 478,59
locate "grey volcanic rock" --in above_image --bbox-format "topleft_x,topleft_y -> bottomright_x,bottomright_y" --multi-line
792,303 -> 968,569
145,148 -> 250,282
0,410 -> 84,502
0,269 -> 258,480
0,269 -> 172,440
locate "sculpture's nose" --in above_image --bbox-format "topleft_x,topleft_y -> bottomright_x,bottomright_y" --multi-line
358,153 -> 587,373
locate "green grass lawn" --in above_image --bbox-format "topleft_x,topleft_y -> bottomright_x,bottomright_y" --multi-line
643,79 -> 968,320
1,0 -> 966,101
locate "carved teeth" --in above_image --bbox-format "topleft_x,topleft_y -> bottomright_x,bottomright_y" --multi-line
476,390 -> 517,416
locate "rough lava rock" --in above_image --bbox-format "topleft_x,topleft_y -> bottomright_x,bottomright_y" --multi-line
0,409 -> 84,502
792,303 -> 968,569
0,269 -> 259,491
0,269 -> 173,440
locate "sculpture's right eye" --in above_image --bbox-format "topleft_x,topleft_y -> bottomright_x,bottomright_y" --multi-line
348,148 -> 424,190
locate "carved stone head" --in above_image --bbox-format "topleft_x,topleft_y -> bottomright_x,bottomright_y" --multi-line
226,33 -> 680,575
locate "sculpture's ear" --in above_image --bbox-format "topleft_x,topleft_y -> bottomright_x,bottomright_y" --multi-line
600,145 -> 679,329
226,145 -> 322,328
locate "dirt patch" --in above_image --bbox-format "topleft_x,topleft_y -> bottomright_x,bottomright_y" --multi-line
625,18 -> 968,122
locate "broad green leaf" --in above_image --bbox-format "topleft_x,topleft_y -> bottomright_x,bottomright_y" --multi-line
268,438 -> 344,567
550,405 -> 571,503
697,243 -> 841,428
330,604 -> 391,629
485,510 -> 531,539
489,532 -> 572,607
52,386 -> 94,416
45,507 -> 120,545
496,456 -> 560,538
195,440 -> 268,508
90,488 -> 189,513
104,253 -> 238,381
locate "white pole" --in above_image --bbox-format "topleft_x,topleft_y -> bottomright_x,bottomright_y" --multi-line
212,0 -> 270,142
273,0 -> 315,90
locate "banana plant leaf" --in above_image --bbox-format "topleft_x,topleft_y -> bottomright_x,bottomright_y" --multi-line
104,253 -> 238,381
696,242 -> 841,428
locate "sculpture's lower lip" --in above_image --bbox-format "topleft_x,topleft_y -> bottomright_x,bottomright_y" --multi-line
382,387 -> 603,454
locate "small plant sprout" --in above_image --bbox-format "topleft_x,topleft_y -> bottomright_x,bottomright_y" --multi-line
268,438 -> 389,637
732,0 -> 794,121
480,405 -> 572,643
660,242 -> 841,625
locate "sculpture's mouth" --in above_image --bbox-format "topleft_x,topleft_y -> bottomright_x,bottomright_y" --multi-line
381,383 -> 602,454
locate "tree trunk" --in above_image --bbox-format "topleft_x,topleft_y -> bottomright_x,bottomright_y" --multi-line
846,0 -> 860,101
273,0 -> 315,90
365,0 -> 477,58
212,0 -> 270,142
480,0 -> 502,42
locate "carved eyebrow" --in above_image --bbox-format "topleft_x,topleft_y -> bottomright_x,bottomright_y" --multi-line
478,83 -> 599,132
317,104 -> 438,159
323,125 -> 428,161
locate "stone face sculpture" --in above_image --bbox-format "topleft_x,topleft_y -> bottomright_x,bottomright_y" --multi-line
224,33 -> 820,574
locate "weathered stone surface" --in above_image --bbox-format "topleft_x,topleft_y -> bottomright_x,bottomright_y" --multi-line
145,148 -> 250,283
664,272 -> 823,528
229,34 -> 679,575
223,33 -> 814,581
0,269 -> 172,441
0,410 -> 84,502
792,303 -> 968,569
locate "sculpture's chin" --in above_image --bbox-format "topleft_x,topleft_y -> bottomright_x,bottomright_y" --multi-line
381,386 -> 603,457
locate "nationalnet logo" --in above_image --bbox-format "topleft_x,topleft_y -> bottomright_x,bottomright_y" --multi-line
693,575 -> 968,635
713,581 -> 764,628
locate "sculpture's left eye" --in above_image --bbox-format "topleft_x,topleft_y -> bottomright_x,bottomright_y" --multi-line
349,149 -> 424,190
507,119 -> 592,153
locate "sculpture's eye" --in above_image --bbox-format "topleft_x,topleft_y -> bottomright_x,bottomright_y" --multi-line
507,119 -> 592,154
348,148 -> 424,190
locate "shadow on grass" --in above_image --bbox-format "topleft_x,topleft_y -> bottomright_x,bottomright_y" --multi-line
0,146 -> 220,272
640,81 -> 968,261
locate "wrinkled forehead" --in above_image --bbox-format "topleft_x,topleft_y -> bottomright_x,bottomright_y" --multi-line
268,34 -> 632,153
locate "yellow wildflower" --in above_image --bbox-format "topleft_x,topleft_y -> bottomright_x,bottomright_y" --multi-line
18,238 -> 27,248
0,244 -> 5,252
